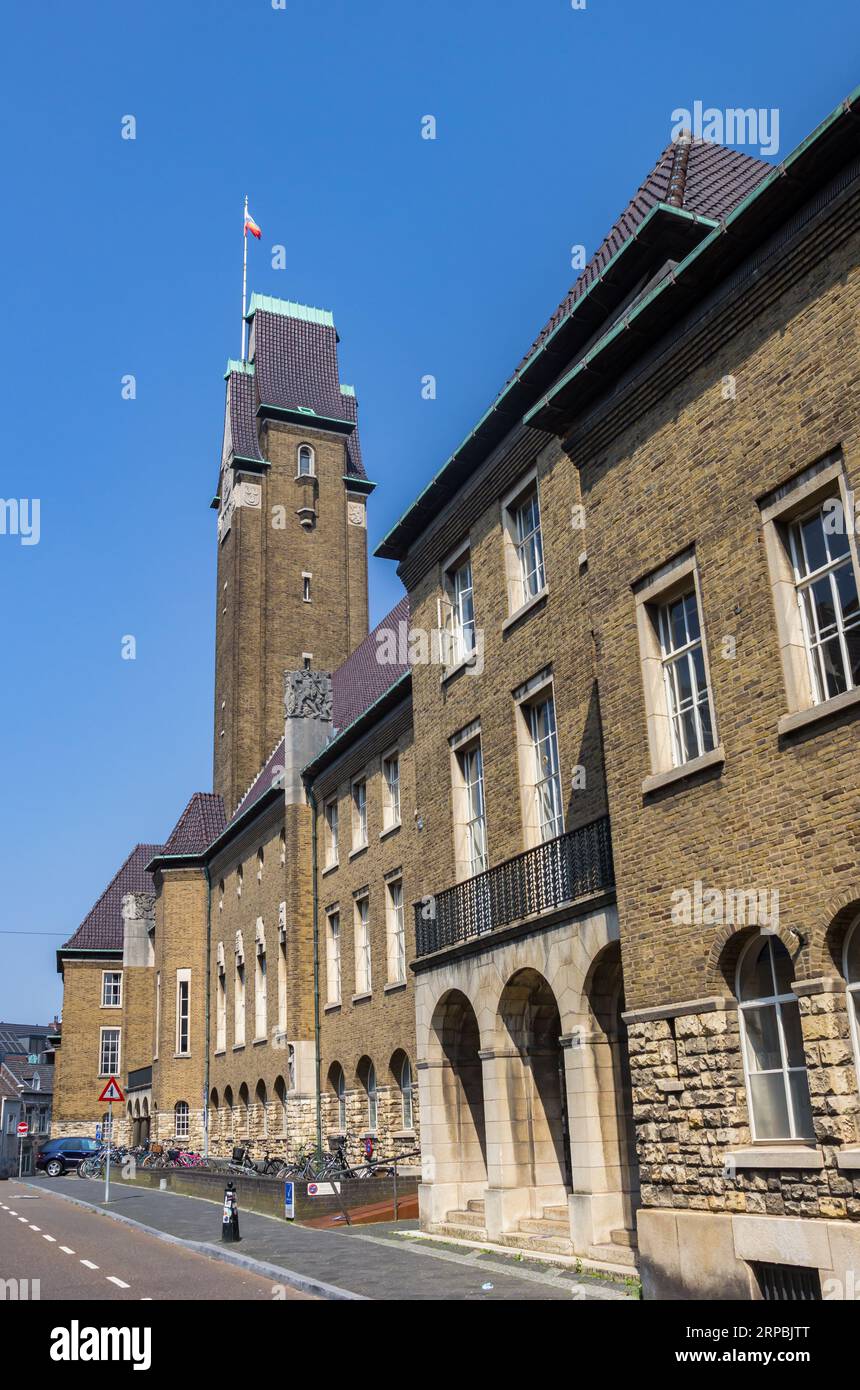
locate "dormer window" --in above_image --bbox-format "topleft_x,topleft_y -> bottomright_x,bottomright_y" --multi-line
297,445 -> 315,478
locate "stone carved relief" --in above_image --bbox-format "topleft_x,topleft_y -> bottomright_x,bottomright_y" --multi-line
347,501 -> 366,527
241,482 -> 262,508
284,670 -> 332,721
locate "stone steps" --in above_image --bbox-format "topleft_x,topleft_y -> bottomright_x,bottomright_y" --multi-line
465,1199 -> 485,1214
517,1216 -> 571,1237
610,1226 -> 638,1249
500,1229 -> 574,1257
587,1240 -> 638,1269
445,1206 -> 485,1227
543,1204 -> 569,1221
432,1220 -> 489,1243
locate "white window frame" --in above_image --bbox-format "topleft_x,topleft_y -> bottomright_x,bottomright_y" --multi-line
844,917 -> 860,1088
502,470 -> 546,615
297,443 -> 315,477
736,936 -> 814,1143
400,1055 -> 414,1130
440,542 -> 477,668
234,957 -> 246,1048
254,932 -> 267,1042
216,959 -> 227,1052
382,749 -> 401,830
334,1065 -> 346,1132
101,970 -> 122,1008
154,971 -> 161,1060
386,876 -> 406,984
326,909 -> 341,1005
175,970 -> 191,1057
99,1027 -> 121,1077
366,1061 -> 378,1131
788,503 -> 860,705
324,796 -> 339,868
354,894 -> 372,995
351,777 -> 368,851
302,572 -> 312,603
514,675 -> 564,848
656,589 -> 717,768
174,1101 -> 189,1140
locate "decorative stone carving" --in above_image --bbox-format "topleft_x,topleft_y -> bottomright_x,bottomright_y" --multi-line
241,482 -> 262,508
235,930 -> 245,963
347,500 -> 366,527
284,670 -> 332,721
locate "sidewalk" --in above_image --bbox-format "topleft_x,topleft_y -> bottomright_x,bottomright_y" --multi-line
27,1177 -> 637,1302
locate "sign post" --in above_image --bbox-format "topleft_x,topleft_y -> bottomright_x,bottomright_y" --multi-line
97,1077 -> 125,1203
16,1120 -> 27,1178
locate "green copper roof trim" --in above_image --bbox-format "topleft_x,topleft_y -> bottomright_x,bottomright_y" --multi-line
340,383 -> 356,397
524,84 -> 860,427
302,670 -> 411,779
256,402 -> 355,432
375,202 -> 719,555
244,293 -> 335,328
224,358 -> 256,379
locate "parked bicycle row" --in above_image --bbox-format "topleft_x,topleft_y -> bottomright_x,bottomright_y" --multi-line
71,1136 -> 420,1182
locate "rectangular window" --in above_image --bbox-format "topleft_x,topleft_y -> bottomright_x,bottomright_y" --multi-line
657,590 -> 716,767
176,972 -> 190,1056
326,910 -> 341,1005
351,778 -> 367,850
382,752 -> 401,829
789,504 -> 860,703
154,972 -> 161,1060
102,971 -> 122,1008
354,896 -> 371,995
324,797 -> 339,867
235,961 -> 246,1047
513,488 -> 545,603
216,964 -> 226,1052
442,551 -> 476,666
99,1027 -> 121,1077
277,935 -> 287,1033
524,693 -> 564,842
255,944 -> 267,1041
386,877 -> 406,983
457,742 -> 488,877
302,573 -> 312,603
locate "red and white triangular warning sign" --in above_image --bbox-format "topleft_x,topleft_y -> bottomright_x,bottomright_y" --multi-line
98,1076 -> 125,1103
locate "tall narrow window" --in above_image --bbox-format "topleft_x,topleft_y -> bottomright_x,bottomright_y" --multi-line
99,1028 -> 120,1076
352,778 -> 367,850
506,483 -> 546,609
154,972 -> 161,1060
255,943 -> 267,1040
277,934 -> 287,1033
324,797 -> 339,867
737,936 -> 813,1141
176,972 -> 190,1056
257,846 -> 264,882
355,896 -> 371,994
401,1056 -> 414,1130
443,552 -> 476,665
657,590 -> 716,767
297,444 -> 315,476
382,752 -> 400,829
216,961 -> 226,1052
102,971 -> 122,1008
790,505 -> 860,703
366,1062 -> 378,1130
326,910 -> 341,1004
844,919 -> 860,1085
302,573 -> 312,603
333,1064 -> 346,1132
235,959 -> 246,1047
526,694 -> 564,842
174,1101 -> 189,1140
457,742 -> 488,877
386,877 -> 405,983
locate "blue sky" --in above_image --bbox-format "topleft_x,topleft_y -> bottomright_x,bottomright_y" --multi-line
0,0 -> 856,1022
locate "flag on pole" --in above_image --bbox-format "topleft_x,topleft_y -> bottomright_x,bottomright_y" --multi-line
244,209 -> 262,239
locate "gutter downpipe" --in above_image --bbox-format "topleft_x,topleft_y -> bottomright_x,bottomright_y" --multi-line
302,772 -> 323,1160
203,862 -> 211,1164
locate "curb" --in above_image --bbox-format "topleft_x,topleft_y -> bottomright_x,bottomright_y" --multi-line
20,1180 -> 364,1301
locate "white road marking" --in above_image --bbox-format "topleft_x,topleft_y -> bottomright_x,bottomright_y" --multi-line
106,1276 -> 130,1288
42,1234 -> 56,1242
8,1210 -> 17,1216
29,1224 -> 40,1231
59,1245 -> 75,1254
80,1259 -> 99,1270
18,1216 -> 28,1222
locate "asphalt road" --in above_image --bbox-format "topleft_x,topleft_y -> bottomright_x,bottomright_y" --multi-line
0,1181 -> 312,1301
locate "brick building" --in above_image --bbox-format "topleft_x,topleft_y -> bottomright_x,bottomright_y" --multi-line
53,85 -> 860,1298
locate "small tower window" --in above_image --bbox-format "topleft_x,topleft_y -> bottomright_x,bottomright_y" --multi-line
298,445 -> 315,477
302,653 -> 313,670
302,573 -> 312,603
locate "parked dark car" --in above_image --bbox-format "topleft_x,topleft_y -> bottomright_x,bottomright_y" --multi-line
35,1137 -> 100,1177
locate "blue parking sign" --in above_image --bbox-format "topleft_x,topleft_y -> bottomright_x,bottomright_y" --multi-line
284,1181 -> 295,1220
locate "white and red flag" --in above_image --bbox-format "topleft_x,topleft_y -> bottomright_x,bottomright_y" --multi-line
244,208 -> 262,239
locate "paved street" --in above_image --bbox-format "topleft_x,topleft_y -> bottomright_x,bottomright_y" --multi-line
0,1181 -> 311,1301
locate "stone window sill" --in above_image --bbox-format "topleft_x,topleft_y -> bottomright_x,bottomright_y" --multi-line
441,655 -> 478,686
322,861 -> 339,877
380,822 -> 401,841
351,991 -> 372,1005
324,1001 -> 341,1014
252,1037 -> 267,1047
502,586 -> 548,635
392,1129 -> 416,1141
778,685 -> 860,737
384,979 -> 407,994
214,1049 -> 226,1057
836,1148 -> 860,1172
725,1146 -> 823,1171
349,843 -> 368,861
642,745 -> 725,797
232,1044 -> 245,1053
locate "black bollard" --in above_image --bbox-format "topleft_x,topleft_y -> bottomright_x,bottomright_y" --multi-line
222,1181 -> 241,1242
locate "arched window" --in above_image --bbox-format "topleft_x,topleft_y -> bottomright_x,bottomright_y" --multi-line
366,1062 -> 378,1130
174,1101 -> 189,1140
844,918 -> 860,1082
330,1064 -> 346,1133
400,1056 -> 413,1129
737,936 -> 813,1141
297,444 -> 315,477
257,846 -> 264,882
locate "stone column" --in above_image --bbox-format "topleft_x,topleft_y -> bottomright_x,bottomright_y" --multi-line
564,1029 -> 627,1251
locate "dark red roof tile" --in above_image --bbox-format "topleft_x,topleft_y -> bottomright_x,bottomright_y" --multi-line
332,596 -> 410,732
161,792 -> 226,856
62,844 -> 162,952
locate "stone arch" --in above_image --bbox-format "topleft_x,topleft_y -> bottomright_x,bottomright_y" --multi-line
327,1062 -> 347,1136
223,1085 -> 235,1140
255,1079 -> 268,1141
238,1081 -> 250,1136
273,1075 -> 288,1138
814,892 -> 860,977
389,1048 -> 414,1131
356,1056 -> 378,1131
496,967 -> 569,1194
426,989 -> 487,1195
707,922 -> 802,994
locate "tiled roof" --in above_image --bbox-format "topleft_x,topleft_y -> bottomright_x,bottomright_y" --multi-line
332,596 -> 410,733
61,844 -> 162,952
226,368 -> 265,463
506,138 -> 770,386
229,739 -> 286,826
1,1059 -> 54,1095
161,792 -> 226,856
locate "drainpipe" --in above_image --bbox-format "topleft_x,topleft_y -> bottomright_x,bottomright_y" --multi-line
302,773 -> 323,1159
203,863 -> 211,1163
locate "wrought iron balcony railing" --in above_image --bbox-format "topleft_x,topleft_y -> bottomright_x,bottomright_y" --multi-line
414,815 -> 614,957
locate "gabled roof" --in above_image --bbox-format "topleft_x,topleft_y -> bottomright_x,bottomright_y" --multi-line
228,739 -> 285,828
332,596 -> 410,733
160,792 -> 227,858
61,844 -> 162,952
2,1059 -> 54,1095
376,137 -> 771,561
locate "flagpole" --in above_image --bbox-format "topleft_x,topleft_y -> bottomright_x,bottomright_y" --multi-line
241,194 -> 249,360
